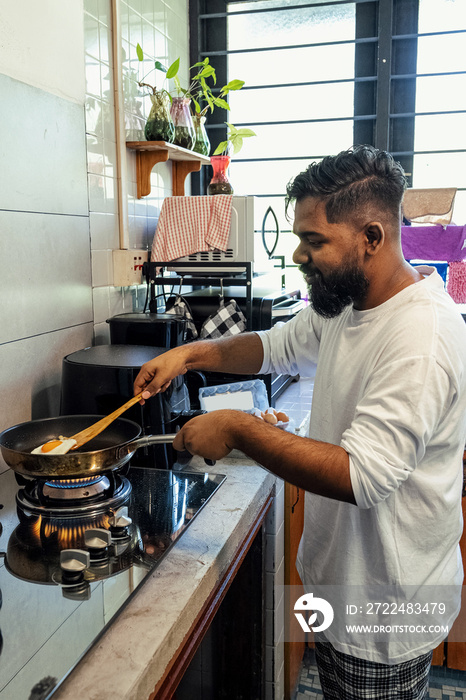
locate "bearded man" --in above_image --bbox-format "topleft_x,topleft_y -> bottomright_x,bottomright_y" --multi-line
134,146 -> 466,699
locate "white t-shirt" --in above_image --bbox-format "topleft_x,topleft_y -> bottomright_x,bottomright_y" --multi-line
258,267 -> 466,664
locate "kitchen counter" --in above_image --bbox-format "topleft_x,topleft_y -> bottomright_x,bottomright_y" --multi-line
52,455 -> 277,700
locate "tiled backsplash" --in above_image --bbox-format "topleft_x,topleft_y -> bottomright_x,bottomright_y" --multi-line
84,0 -> 190,343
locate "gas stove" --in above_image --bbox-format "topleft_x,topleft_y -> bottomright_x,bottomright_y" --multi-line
0,463 -> 225,699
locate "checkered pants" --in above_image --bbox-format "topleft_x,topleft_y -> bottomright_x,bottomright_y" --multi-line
315,641 -> 433,699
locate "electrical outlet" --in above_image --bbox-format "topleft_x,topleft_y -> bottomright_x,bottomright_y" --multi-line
112,249 -> 149,286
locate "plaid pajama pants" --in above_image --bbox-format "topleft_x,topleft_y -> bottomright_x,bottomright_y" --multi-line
315,641 -> 433,699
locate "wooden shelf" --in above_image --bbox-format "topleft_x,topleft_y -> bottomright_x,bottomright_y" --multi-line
126,141 -> 210,198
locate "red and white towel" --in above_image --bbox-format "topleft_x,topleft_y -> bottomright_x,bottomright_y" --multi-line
151,195 -> 233,262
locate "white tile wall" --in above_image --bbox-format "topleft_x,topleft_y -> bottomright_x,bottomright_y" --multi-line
84,0 -> 191,329
0,66 -> 92,437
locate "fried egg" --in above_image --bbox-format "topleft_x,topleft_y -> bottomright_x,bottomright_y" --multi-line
31,437 -> 77,455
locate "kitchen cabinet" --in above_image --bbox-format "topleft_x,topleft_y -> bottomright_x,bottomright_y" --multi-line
284,481 -> 306,700
51,457 -> 278,700
126,140 -> 210,198
431,449 -> 466,669
170,513 -> 268,700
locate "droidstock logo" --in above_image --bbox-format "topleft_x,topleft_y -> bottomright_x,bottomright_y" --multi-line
294,592 -> 334,633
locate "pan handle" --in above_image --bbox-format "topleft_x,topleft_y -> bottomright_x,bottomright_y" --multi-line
120,434 -> 216,466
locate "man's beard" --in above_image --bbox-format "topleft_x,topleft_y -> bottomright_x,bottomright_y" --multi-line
300,263 -> 370,319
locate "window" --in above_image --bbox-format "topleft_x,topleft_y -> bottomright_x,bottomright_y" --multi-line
190,0 -> 466,286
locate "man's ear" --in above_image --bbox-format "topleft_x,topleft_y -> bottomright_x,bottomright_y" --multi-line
364,222 -> 385,256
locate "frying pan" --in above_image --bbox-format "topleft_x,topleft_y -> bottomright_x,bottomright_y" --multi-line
0,415 -> 179,479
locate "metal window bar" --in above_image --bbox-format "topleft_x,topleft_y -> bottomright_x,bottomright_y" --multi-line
192,0 -> 465,201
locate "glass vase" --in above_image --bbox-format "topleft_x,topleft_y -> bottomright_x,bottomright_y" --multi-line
207,155 -> 234,195
192,114 -> 210,156
144,91 -> 175,143
170,97 -> 195,150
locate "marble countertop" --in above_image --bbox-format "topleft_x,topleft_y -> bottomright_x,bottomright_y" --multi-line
52,455 -> 276,700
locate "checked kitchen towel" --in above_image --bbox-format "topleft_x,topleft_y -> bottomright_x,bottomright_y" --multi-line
151,195 -> 233,262
165,295 -> 199,340
200,298 -> 247,340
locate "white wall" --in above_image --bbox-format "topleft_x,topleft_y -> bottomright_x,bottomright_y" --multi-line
0,0 -> 86,102
85,0 -> 190,343
0,1 -> 93,437
0,0 -> 190,449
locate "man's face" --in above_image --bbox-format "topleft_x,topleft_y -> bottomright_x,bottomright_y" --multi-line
292,197 -> 370,318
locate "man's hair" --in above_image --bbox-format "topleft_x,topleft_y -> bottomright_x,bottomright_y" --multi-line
285,145 -> 407,225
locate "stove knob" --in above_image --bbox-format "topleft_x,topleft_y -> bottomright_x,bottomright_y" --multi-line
84,528 -> 112,561
60,549 -> 90,585
109,506 -> 132,540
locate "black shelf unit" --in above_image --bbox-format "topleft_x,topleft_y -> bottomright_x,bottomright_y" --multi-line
144,261 -> 255,331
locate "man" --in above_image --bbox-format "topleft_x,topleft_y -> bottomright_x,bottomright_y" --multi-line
134,146 -> 466,698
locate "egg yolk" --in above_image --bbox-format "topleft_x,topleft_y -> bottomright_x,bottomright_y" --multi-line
41,440 -> 64,453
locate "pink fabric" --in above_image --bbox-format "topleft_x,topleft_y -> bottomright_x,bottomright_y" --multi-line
151,195 -> 233,262
447,261 -> 466,303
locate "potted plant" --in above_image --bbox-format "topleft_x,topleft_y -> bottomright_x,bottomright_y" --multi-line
167,56 -> 245,154
136,45 -> 176,143
136,45 -> 245,154
186,60 -> 245,156
208,122 -> 256,195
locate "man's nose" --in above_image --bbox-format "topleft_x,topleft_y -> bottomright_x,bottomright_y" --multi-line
292,242 -> 310,266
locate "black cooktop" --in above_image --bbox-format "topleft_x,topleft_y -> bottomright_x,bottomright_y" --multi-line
0,466 -> 225,699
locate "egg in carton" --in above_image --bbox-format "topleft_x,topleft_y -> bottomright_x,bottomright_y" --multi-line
250,407 -> 292,430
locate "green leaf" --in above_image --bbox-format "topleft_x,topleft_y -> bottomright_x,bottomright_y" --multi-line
200,65 -> 215,78
192,97 -> 201,113
236,128 -> 256,138
190,60 -> 207,69
231,136 -> 243,154
213,140 -> 228,155
213,97 -> 230,110
154,60 -> 167,73
136,43 -> 144,61
166,57 -> 180,79
223,79 -> 244,92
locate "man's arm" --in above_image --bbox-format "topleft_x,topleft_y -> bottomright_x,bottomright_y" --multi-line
173,409 -> 355,504
134,332 -> 264,399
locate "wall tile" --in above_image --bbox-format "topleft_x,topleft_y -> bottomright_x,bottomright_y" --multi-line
92,249 -> 113,287
88,172 -> 106,212
92,286 -> 111,324
0,75 -> 88,217
84,13 -> 100,60
85,57 -> 102,98
99,21 -> 111,64
85,0 -> 99,19
85,95 -> 102,136
90,212 -> 119,250
94,321 -> 111,345
0,323 -> 94,435
0,211 -> 92,345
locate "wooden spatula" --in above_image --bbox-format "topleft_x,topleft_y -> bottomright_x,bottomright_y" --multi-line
69,394 -> 143,450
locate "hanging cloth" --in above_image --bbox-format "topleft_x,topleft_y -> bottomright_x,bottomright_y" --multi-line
165,281 -> 199,340
200,279 -> 247,340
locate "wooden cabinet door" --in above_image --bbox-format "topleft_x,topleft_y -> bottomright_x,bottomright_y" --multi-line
433,450 -> 466,670
284,483 -> 305,700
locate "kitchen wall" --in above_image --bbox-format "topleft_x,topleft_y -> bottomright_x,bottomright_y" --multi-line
0,0 -> 190,434
85,0 -> 190,343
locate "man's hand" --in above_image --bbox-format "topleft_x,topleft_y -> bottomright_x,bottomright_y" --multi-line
172,410 -> 242,461
134,346 -> 189,402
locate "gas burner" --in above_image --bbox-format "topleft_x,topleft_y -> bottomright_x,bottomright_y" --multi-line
16,473 -> 132,517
